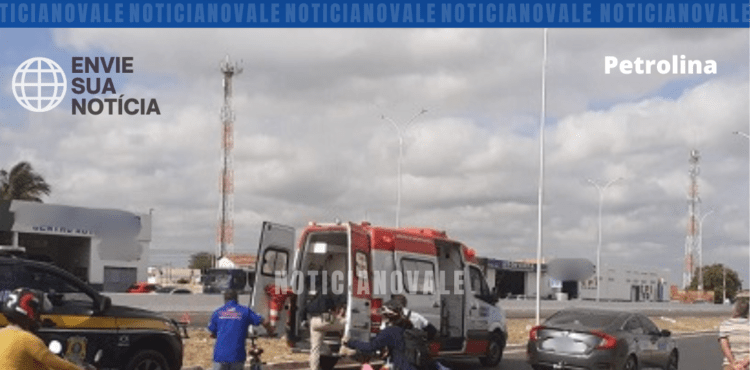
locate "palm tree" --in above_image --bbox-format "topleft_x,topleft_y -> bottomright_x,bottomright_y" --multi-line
0,161 -> 51,202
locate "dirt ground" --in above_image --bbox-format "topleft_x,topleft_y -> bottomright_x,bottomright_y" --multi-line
183,315 -> 728,369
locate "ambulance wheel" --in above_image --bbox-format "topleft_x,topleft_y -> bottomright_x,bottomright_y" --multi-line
320,354 -> 340,370
125,349 -> 169,370
479,332 -> 505,367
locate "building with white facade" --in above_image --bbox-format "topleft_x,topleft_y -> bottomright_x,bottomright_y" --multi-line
0,200 -> 151,292
579,264 -> 670,302
479,256 -> 669,302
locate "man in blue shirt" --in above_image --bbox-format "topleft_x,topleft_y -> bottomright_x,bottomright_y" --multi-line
208,289 -> 274,370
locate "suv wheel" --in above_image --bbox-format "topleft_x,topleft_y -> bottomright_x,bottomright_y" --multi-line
479,332 -> 505,367
125,349 -> 169,370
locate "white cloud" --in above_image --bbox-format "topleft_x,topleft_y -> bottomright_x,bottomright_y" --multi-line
1,28 -> 748,286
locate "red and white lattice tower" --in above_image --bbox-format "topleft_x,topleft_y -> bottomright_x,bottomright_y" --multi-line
217,55 -> 242,259
683,149 -> 701,289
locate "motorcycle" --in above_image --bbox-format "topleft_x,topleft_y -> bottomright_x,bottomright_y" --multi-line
247,334 -> 264,370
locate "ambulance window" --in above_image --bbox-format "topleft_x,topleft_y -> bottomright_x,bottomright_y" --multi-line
261,248 -> 288,278
400,258 -> 436,295
469,266 -> 490,297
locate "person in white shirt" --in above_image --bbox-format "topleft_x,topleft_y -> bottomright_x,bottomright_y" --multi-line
719,299 -> 750,370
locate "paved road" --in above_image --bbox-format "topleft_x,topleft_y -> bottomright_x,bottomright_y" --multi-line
109,293 -> 728,370
439,332 -> 722,370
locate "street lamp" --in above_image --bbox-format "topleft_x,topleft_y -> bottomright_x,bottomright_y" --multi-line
535,28 -> 548,325
723,265 -> 727,304
588,177 -> 623,302
697,209 -> 714,291
381,108 -> 428,228
734,131 -> 750,308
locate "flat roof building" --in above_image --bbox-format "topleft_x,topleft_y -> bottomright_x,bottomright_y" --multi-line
0,200 -> 151,292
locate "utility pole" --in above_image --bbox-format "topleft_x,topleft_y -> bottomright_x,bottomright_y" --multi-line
723,265 -> 727,303
588,177 -> 622,302
697,209 -> 713,291
535,28 -> 548,326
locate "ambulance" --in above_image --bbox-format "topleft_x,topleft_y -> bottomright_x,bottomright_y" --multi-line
251,220 -> 508,368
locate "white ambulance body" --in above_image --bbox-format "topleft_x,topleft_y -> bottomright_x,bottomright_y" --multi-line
251,221 -> 507,368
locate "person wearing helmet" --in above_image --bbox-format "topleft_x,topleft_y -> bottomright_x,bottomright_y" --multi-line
343,299 -> 417,370
0,288 -> 85,370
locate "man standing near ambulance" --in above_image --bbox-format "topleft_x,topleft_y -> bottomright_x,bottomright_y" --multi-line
208,289 -> 274,370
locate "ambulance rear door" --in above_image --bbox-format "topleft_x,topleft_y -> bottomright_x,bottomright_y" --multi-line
345,222 -> 372,342
250,221 -> 295,336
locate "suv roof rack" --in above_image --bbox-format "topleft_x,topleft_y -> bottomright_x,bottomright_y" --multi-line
0,245 -> 26,255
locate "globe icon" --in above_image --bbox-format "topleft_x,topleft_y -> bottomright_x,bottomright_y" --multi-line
12,57 -> 67,113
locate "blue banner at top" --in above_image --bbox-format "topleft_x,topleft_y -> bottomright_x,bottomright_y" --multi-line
0,0 -> 747,27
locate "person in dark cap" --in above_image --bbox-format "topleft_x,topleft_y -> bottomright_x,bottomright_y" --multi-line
344,298 -> 417,370
208,289 -> 274,370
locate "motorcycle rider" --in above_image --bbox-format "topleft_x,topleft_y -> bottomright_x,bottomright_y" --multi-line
0,288 -> 86,370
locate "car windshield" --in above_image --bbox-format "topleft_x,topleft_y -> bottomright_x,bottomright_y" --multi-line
0,263 -> 94,306
26,265 -> 93,304
545,310 -> 621,330
0,266 -> 17,291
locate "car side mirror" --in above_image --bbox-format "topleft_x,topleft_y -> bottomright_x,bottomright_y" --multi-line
491,287 -> 501,303
95,296 -> 112,314
660,329 -> 671,337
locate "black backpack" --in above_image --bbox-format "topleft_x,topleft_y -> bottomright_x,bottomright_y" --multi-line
403,326 -> 431,369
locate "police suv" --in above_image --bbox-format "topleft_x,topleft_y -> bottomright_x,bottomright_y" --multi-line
0,250 -> 183,370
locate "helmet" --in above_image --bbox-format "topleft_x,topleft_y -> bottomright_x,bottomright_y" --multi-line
2,288 -> 44,330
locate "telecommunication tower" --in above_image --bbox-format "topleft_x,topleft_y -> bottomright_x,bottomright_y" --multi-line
217,55 -> 242,259
683,149 -> 701,289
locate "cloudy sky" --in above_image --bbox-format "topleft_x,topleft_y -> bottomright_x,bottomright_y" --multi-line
0,28 -> 748,288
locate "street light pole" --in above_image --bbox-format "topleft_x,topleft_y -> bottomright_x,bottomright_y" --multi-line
588,177 -> 623,302
733,131 -> 750,306
697,209 -> 714,291
382,109 -> 428,228
723,265 -> 727,303
535,28 -> 548,326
